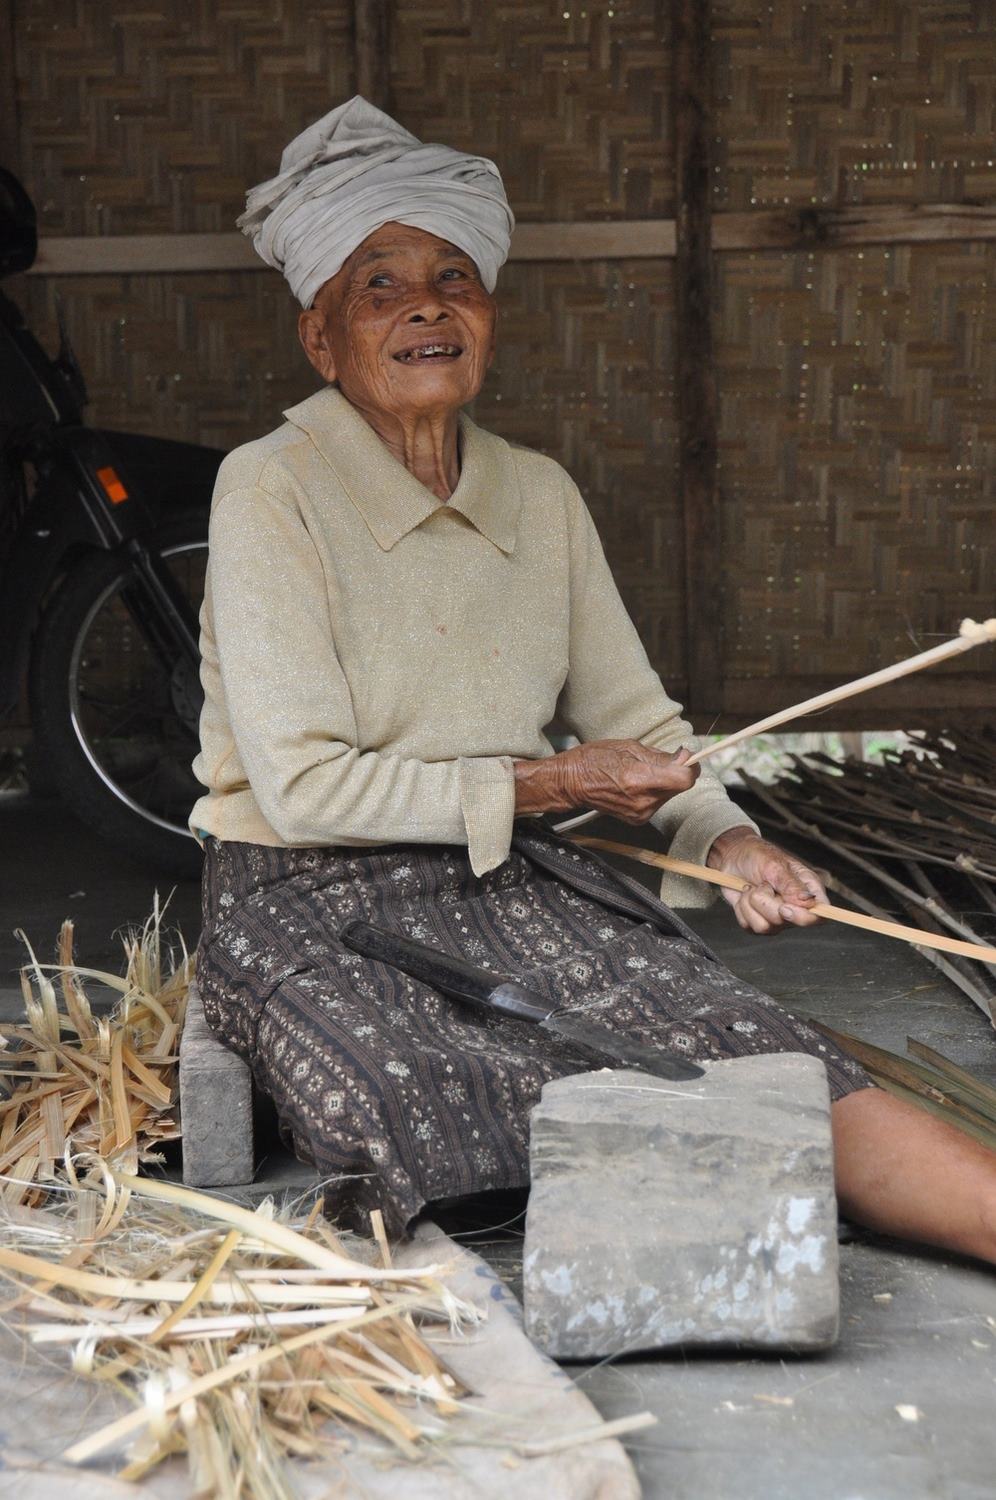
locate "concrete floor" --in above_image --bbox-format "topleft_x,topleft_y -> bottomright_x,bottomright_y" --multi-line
2,788 -> 995,1499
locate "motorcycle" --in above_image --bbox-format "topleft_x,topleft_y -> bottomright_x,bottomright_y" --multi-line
0,166 -> 224,877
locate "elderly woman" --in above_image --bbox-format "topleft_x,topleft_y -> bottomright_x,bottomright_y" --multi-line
191,98 -> 996,1263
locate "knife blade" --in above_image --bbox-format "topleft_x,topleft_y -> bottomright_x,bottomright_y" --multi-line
339,919 -> 704,1082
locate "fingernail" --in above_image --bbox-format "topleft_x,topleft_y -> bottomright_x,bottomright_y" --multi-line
780,905 -> 795,921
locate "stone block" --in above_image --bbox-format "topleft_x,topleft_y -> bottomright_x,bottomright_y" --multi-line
179,981 -> 255,1188
522,1054 -> 839,1359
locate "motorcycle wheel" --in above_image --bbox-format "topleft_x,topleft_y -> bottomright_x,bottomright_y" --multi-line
29,511 -> 209,879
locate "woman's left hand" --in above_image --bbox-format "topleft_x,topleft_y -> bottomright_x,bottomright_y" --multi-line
706,829 -> 828,934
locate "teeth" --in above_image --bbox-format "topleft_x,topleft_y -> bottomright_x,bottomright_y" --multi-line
400,344 -> 460,360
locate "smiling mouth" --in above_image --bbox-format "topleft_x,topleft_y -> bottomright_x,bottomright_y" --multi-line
393,343 -> 464,364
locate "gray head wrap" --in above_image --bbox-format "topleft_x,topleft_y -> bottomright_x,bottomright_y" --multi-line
236,95 -> 515,308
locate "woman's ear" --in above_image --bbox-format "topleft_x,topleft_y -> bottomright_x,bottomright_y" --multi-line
297,306 -> 338,383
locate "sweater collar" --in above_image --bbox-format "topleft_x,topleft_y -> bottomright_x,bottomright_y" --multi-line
281,385 -> 521,554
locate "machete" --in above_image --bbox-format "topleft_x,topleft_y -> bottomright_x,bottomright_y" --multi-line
339,919 -> 705,1082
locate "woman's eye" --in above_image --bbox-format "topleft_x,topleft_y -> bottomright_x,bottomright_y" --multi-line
439,268 -> 466,281
368,274 -> 392,287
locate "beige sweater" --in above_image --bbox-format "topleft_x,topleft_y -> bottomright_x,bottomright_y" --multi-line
190,385 -> 758,906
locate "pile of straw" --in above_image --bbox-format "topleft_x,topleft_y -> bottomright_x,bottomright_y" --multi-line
0,1171 -> 476,1488
0,906 -> 478,1491
3,900 -> 189,1208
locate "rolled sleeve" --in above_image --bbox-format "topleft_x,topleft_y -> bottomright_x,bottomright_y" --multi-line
458,755 -> 517,876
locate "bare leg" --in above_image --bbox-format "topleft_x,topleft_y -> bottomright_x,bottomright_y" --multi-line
832,1086 -> 996,1265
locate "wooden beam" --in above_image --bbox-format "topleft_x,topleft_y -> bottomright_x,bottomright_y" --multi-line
712,201 -> 996,251
672,0 -> 723,714
23,204 -> 996,278
26,220 -> 675,276
512,219 -> 674,259
29,233 -> 263,276
352,1 -> 392,111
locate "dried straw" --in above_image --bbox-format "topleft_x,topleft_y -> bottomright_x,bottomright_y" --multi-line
3,897 -> 188,1207
0,1168 -> 480,1487
0,903 -> 479,1490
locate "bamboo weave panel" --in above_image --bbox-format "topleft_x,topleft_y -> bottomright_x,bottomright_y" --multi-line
14,0 -> 673,235
23,257 -> 686,691
713,0 -> 996,212
716,241 -> 996,681
13,0 -> 354,237
329,0 -> 672,222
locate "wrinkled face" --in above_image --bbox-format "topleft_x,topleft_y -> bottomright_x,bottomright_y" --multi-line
298,222 -> 498,420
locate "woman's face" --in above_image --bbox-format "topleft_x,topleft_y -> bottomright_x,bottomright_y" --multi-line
298,223 -> 498,422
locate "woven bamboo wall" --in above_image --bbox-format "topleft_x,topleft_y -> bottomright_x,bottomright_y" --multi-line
390,0 -> 672,220
8,0 -> 996,727
713,0 -> 996,211
13,1 -> 355,236
712,0 -> 996,693
717,240 -> 996,681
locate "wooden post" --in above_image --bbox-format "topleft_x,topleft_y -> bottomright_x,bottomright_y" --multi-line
0,0 -> 19,175
671,0 -> 722,713
0,0 -> 29,348
352,1 -> 392,111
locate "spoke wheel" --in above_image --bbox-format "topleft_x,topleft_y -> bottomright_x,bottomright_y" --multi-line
29,513 -> 208,877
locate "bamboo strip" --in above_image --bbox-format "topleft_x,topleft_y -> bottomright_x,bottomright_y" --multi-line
147,1229 -> 241,1345
121,1045 -> 173,1106
0,1247 -> 378,1306
62,1295 -> 428,1464
110,1171 -> 446,1283
29,1306 -> 370,1345
688,619 -> 996,767
572,838 -> 996,965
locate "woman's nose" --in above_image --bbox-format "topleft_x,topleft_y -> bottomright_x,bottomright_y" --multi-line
406,287 -> 450,322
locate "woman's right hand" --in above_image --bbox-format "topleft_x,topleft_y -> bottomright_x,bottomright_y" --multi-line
512,739 -> 699,823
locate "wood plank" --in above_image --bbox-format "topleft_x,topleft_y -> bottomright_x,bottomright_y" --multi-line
23,203 -> 996,278
672,0 -> 723,713
352,1 -> 391,112
26,221 -> 675,276
29,233 -> 261,276
512,220 -> 674,259
712,202 -> 996,251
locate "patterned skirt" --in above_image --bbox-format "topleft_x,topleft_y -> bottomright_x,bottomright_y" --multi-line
195,822 -> 874,1236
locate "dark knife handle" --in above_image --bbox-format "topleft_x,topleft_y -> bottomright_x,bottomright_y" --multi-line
339,920 -> 552,1021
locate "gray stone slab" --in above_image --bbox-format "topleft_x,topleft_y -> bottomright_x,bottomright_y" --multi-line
579,1237 -> 996,1500
523,1054 -> 839,1359
178,981 -> 254,1188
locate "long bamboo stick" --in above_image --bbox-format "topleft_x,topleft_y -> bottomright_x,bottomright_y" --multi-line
572,837 -> 996,965
552,618 -> 996,834
686,617 -> 996,767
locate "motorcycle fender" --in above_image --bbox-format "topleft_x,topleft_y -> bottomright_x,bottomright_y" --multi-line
90,429 -> 223,519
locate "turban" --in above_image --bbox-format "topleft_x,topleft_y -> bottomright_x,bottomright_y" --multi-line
236,95 -> 515,308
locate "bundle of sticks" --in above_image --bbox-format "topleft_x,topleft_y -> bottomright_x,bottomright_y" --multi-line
560,619 -> 996,1007
740,726 -> 996,1020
